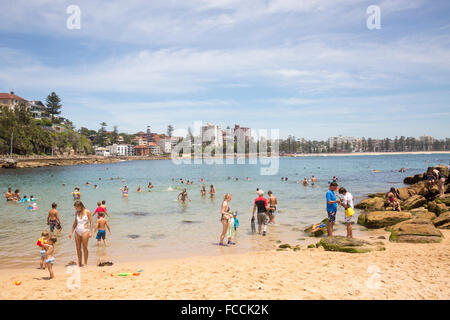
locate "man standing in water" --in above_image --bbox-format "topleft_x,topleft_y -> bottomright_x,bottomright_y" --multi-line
326,182 -> 340,237
252,190 -> 270,236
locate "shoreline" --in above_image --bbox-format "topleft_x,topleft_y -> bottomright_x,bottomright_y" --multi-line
1,151 -> 449,169
1,229 -> 449,300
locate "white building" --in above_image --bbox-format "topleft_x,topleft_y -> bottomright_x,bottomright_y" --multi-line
201,122 -> 223,147
148,143 -> 161,156
328,135 -> 356,150
157,138 -> 172,154
106,144 -> 133,156
95,147 -> 110,157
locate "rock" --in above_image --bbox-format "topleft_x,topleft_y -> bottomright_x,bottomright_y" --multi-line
396,187 -> 412,201
307,244 -> 316,248
426,201 -> 447,215
316,236 -> 385,253
432,211 -> 450,228
376,236 -> 386,239
411,209 -> 437,220
389,219 -> 443,243
278,243 -> 291,249
403,173 -> 424,185
438,222 -> 450,229
401,195 -> 427,210
304,218 -> 328,237
293,245 -> 302,251
354,197 -> 384,211
437,194 -> 450,206
368,192 -> 385,199
358,211 -> 413,229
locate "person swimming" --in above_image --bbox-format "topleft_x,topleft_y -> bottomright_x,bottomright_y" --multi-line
121,186 -> 128,197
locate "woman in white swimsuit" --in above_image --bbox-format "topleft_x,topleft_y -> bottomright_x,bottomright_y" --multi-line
68,200 -> 93,267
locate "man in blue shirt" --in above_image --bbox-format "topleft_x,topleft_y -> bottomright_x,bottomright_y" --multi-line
326,182 -> 340,236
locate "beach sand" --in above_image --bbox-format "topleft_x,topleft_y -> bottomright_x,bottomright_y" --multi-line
1,230 -> 449,300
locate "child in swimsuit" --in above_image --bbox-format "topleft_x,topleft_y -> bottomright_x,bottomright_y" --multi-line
95,212 -> 111,247
72,187 -> 81,200
42,236 -> 57,279
37,230 -> 49,270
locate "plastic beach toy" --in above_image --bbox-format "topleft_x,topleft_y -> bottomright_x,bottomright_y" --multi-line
110,272 -> 140,277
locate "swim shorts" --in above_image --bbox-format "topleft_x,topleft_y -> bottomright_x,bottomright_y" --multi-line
327,211 -> 337,223
49,220 -> 61,232
344,215 -> 353,224
96,230 -> 106,240
40,250 -> 46,258
257,212 -> 269,225
269,206 -> 276,216
45,257 -> 55,265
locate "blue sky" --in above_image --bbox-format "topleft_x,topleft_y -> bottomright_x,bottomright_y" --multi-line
0,0 -> 449,139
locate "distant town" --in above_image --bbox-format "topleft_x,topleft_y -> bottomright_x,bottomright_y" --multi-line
1,91 -> 450,158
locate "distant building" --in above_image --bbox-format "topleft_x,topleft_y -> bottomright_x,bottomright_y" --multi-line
95,147 -> 110,157
106,144 -> 133,156
148,142 -> 161,156
201,122 -> 223,147
28,100 -> 50,120
233,124 -> 251,142
0,91 -> 28,109
158,138 -> 172,154
134,145 -> 149,156
328,135 -> 356,151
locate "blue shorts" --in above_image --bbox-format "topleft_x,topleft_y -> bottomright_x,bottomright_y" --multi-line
45,257 -> 55,265
40,250 -> 46,258
96,230 -> 106,240
327,211 -> 337,223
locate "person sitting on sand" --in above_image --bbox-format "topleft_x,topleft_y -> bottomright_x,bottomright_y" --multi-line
177,188 -> 191,204
47,203 -> 62,233
386,188 -> 402,212
95,212 -> 111,247
42,235 -> 57,279
219,193 -> 233,246
252,190 -> 270,236
338,187 -> 354,238
5,187 -> 13,201
326,182 -> 340,237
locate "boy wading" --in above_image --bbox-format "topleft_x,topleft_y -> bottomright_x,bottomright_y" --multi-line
326,182 -> 339,237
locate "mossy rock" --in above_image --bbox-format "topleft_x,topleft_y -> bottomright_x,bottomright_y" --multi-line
389,219 -> 443,243
368,192 -> 385,199
278,243 -> 291,249
358,211 -> 412,229
433,211 -> 450,228
307,244 -> 316,249
354,197 -> 384,211
317,236 -> 385,253
401,195 -> 427,211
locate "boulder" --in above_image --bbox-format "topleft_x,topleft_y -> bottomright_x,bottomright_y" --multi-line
304,218 -> 328,237
432,211 -> 450,229
368,192 -> 385,199
316,236 -> 385,253
401,195 -> 427,210
437,194 -> 450,207
410,208 -> 436,220
403,173 -> 424,185
354,197 -> 384,211
427,201 -> 448,215
396,187 -> 412,201
358,211 -> 413,229
389,219 -> 443,243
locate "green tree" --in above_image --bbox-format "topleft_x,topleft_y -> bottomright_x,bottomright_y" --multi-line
45,92 -> 62,121
167,124 -> 174,137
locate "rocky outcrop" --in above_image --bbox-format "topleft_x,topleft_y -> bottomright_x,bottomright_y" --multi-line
389,219 -> 443,243
367,192 -> 385,199
401,195 -> 427,210
410,208 -> 437,220
354,197 -> 385,211
432,212 -> 450,229
403,165 -> 449,185
358,211 -> 413,229
436,194 -> 450,206
427,201 -> 449,216
316,236 -> 385,253
0,158 -> 17,169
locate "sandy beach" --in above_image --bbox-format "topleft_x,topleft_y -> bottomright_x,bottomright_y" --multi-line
1,229 -> 448,300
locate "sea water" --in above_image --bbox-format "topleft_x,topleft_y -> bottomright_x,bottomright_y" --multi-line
0,154 -> 448,268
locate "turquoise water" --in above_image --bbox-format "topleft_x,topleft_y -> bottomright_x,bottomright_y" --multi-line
0,154 -> 449,268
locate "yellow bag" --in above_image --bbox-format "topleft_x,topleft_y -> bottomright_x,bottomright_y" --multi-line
345,207 -> 355,217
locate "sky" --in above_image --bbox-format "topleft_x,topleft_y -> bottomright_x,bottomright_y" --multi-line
0,0 -> 449,139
